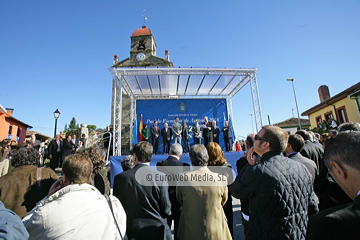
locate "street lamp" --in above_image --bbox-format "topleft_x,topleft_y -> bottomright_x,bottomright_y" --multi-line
286,78 -> 302,129
53,109 -> 60,137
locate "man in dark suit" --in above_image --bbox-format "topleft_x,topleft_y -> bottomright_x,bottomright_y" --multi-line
103,126 -> 112,157
307,131 -> 360,239
296,130 -> 332,209
285,134 -> 317,184
80,133 -> 87,148
156,143 -> 190,239
62,136 -> 75,164
151,120 -> 160,154
29,134 -> 41,150
295,130 -> 324,176
161,123 -> 172,154
235,134 -> 257,238
47,134 -> 62,171
222,121 -> 232,152
113,141 -> 172,240
71,134 -> 78,147
71,134 -> 78,154
192,120 -> 202,145
309,131 -> 323,148
212,121 -> 220,144
201,116 -> 213,147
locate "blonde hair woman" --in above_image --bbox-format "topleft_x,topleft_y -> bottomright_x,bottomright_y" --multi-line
206,142 -> 233,238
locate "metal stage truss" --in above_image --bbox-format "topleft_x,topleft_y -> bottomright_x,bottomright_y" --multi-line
108,67 -> 263,156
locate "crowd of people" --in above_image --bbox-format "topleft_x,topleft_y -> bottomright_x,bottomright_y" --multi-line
141,116 -> 235,154
0,121 -> 359,239
0,132 -> 115,239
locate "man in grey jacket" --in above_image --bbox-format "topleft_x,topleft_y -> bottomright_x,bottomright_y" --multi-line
172,117 -> 182,145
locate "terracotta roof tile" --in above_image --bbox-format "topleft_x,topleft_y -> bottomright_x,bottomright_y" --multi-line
273,117 -> 310,127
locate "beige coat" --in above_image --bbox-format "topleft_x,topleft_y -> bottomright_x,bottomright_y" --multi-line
176,166 -> 232,240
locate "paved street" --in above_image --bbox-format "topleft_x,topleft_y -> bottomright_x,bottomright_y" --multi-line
232,198 -> 245,240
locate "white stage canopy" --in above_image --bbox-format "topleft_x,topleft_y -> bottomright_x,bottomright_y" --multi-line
108,67 -> 263,155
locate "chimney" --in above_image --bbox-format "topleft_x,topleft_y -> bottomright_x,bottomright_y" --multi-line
318,85 -> 330,102
113,54 -> 119,65
5,108 -> 14,116
165,50 -> 170,61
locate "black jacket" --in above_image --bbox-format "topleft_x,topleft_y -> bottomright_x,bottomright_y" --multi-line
156,156 -> 190,216
181,127 -> 189,140
161,128 -> 172,142
222,126 -> 232,139
235,156 -> 250,216
62,140 -> 74,157
307,195 -> 360,240
289,153 -> 317,184
113,164 -> 172,240
300,141 -> 324,176
229,151 -> 319,240
47,139 -> 62,157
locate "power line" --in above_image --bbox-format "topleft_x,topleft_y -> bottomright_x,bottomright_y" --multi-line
31,127 -> 54,129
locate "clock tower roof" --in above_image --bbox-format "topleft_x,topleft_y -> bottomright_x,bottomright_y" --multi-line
132,26 -> 152,36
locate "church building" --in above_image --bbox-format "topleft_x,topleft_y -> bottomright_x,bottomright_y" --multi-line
111,26 -> 173,154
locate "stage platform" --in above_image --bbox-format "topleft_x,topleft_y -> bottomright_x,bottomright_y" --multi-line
110,151 -> 245,188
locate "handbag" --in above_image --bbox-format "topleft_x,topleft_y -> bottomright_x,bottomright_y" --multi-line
104,194 -> 124,240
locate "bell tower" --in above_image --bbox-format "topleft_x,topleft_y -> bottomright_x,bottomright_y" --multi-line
113,26 -> 173,67
130,26 -> 157,59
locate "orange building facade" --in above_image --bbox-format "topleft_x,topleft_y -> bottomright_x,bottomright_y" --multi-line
0,107 -> 32,143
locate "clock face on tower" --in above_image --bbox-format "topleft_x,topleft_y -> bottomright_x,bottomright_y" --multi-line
136,53 -> 146,61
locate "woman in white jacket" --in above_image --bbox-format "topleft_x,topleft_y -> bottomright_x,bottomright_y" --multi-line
23,154 -> 126,240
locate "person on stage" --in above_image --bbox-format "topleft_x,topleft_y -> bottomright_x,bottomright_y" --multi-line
201,116 -> 213,147
150,120 -> 160,154
161,123 -> 172,154
192,119 -> 202,145
222,121 -> 232,152
212,121 -> 220,144
141,124 -> 150,142
182,122 -> 190,153
172,117 -> 182,145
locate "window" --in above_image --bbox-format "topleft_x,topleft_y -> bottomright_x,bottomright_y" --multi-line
17,127 -> 21,137
336,106 -> 348,124
324,111 -> 334,121
8,125 -> 12,135
315,115 -> 322,128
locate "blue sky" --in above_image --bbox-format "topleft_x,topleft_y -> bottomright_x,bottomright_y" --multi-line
0,0 -> 359,140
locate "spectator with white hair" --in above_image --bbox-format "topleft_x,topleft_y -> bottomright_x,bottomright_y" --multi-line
121,155 -> 135,171
176,144 -> 231,240
157,143 -> 190,238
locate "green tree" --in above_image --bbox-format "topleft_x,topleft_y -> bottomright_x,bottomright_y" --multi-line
96,128 -> 106,134
69,117 -> 78,130
64,123 -> 68,133
87,125 -> 97,133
